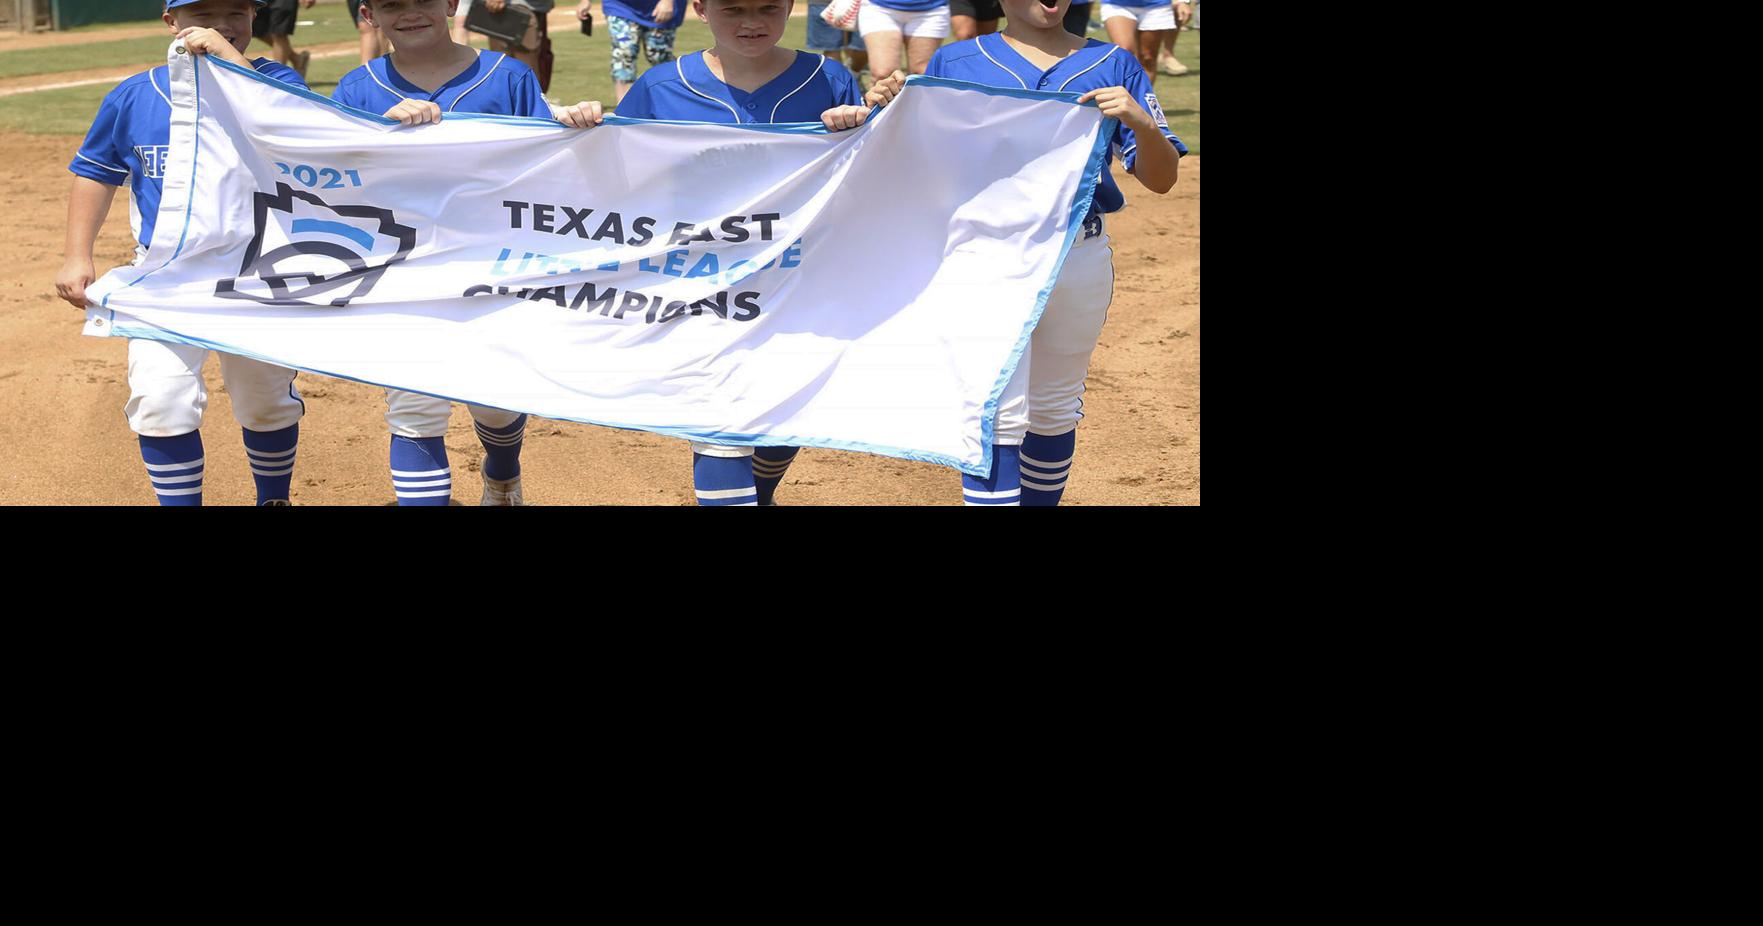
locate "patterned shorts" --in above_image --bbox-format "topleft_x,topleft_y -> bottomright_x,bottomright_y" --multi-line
608,16 -> 679,83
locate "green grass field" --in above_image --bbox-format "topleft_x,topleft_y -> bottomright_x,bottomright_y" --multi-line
1,8 -> 1198,152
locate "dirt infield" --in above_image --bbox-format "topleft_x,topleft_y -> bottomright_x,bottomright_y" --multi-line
0,130 -> 1199,506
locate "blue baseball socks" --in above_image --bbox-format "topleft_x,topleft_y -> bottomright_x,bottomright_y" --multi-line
475,414 -> 526,481
693,452 -> 758,506
390,435 -> 451,506
475,414 -> 527,505
751,446 -> 798,506
139,431 -> 205,506
962,444 -> 1022,506
242,423 -> 298,505
1019,430 -> 1076,506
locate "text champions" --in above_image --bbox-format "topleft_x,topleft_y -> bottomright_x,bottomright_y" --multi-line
460,201 -> 797,324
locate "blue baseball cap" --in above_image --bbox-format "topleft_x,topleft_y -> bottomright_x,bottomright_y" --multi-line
166,0 -> 271,9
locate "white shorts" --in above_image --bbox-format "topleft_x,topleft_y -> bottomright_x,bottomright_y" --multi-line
994,218 -> 1115,443
126,338 -> 304,437
1099,3 -> 1178,31
858,4 -> 952,39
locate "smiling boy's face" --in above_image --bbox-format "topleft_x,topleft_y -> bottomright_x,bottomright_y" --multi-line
695,0 -> 794,58
164,0 -> 258,54
362,0 -> 462,52
1002,0 -> 1070,28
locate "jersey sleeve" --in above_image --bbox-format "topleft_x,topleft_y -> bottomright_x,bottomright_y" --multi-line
330,71 -> 366,111
253,58 -> 309,91
828,63 -> 864,108
68,86 -> 131,186
924,49 -> 948,79
1116,59 -> 1188,171
614,74 -> 657,119
510,65 -> 550,118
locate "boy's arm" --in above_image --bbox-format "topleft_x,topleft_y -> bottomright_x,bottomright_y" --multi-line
58,176 -> 120,309
1079,86 -> 1181,194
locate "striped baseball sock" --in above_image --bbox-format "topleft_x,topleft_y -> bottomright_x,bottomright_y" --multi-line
693,453 -> 758,506
475,414 -> 527,481
751,446 -> 799,506
1019,430 -> 1076,506
962,444 -> 1022,506
242,423 -> 298,505
390,435 -> 451,506
139,431 -> 204,507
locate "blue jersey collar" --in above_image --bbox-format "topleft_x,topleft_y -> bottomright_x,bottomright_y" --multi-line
379,50 -> 497,102
978,34 -> 1119,92
679,50 -> 823,123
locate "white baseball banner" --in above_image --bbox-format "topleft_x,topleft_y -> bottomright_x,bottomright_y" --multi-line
84,44 -> 1112,474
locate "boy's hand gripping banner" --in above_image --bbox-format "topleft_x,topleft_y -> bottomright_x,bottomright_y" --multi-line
85,44 -> 1110,474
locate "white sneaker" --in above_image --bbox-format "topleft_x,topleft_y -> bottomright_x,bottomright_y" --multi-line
1159,52 -> 1190,77
481,475 -> 525,506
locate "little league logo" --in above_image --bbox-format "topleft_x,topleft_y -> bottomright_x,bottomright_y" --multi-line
1143,93 -> 1168,128
215,183 -> 416,307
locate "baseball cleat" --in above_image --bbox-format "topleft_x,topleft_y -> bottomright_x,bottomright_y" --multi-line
481,475 -> 525,506
261,499 -> 291,506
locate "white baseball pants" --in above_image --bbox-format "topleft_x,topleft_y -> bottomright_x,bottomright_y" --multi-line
125,338 -> 304,437
994,224 -> 1115,443
383,389 -> 525,439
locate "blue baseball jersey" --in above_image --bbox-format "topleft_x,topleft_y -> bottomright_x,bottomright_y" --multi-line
925,35 -> 1187,217
69,57 -> 306,250
331,51 -> 550,119
602,0 -> 689,29
615,50 -> 863,124
1107,0 -> 1170,8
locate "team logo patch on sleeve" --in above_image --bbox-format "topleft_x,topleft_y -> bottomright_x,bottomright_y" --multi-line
215,182 -> 416,307
1144,93 -> 1168,128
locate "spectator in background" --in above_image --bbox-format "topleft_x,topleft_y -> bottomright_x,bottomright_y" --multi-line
949,0 -> 999,42
482,0 -> 556,91
351,0 -> 389,64
451,0 -> 475,44
1157,0 -> 1192,75
807,2 -> 868,82
1099,0 -> 1184,85
591,0 -> 688,105
253,0 -> 317,78
859,0 -> 949,78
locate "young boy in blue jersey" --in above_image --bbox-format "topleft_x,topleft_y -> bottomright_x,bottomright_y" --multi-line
859,0 -> 1186,506
335,0 -> 607,505
615,0 -> 902,506
57,0 -> 312,506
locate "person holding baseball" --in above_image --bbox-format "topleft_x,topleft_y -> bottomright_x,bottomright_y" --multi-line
858,0 -> 949,78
